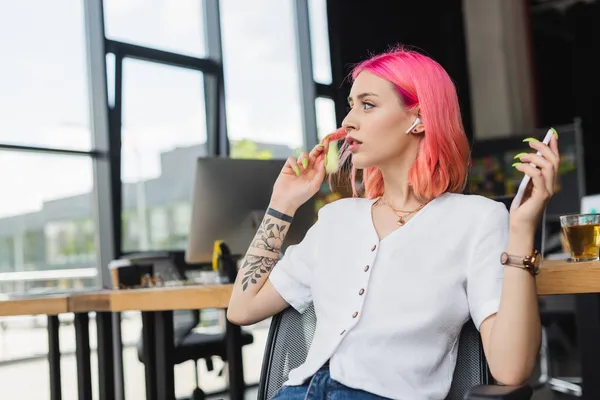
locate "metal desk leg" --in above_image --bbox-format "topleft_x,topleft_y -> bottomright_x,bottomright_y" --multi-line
112,312 -> 126,400
576,294 -> 600,399
47,315 -> 62,400
225,317 -> 245,400
96,312 -> 114,400
154,311 -> 175,400
74,313 -> 92,400
141,312 -> 158,400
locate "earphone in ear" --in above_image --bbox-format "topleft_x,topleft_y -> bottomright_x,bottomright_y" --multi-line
405,117 -> 422,135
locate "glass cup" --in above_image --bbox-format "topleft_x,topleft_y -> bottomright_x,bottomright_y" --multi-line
560,213 -> 600,262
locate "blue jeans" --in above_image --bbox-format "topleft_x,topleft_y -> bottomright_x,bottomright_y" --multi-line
271,364 -> 391,400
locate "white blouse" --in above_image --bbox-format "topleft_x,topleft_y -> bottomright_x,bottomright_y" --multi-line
268,192 -> 509,400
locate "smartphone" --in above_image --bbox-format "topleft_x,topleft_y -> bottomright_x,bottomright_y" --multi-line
511,128 -> 556,210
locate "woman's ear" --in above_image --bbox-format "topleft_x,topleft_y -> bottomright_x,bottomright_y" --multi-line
412,117 -> 425,135
405,116 -> 425,135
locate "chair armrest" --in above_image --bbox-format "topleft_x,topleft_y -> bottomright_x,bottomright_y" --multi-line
464,384 -> 533,400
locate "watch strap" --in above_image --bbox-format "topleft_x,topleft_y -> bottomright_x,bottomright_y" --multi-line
502,253 -> 526,267
500,250 -> 540,276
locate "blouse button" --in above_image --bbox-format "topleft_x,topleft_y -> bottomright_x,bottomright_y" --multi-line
371,244 -> 377,251
359,289 -> 365,295
352,312 -> 359,318
364,265 -> 370,272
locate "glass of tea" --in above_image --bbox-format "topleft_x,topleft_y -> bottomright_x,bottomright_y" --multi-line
560,214 -> 600,262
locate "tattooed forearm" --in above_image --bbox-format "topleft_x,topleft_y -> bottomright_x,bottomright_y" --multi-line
227,206 -> 296,324
240,255 -> 277,291
236,209 -> 292,292
251,218 -> 287,253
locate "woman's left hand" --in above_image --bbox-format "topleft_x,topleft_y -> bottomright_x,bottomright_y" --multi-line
510,133 -> 560,232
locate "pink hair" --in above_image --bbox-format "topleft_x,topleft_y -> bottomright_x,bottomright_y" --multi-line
327,46 -> 471,201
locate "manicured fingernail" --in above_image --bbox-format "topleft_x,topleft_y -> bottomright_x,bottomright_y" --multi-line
302,158 -> 308,169
513,152 -> 528,159
293,165 -> 300,176
523,137 -> 539,143
512,162 -> 522,167
551,127 -> 559,139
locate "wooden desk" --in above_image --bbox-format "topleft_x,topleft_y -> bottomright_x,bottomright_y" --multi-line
4,260 -> 599,316
67,284 -> 241,400
0,294 -> 69,400
4,262 -> 598,317
535,259 -> 600,400
537,260 -> 600,295
62,260 -> 600,311
67,284 -> 233,313
0,294 -> 68,317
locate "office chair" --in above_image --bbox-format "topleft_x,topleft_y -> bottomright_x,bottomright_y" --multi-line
137,308 -> 254,399
126,251 -> 254,400
258,304 -> 533,400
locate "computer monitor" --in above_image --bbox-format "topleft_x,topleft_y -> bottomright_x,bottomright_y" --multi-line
185,157 -> 317,263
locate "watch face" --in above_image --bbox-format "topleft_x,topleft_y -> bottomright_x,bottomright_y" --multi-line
500,252 -> 509,264
530,251 -> 541,267
525,251 -> 541,275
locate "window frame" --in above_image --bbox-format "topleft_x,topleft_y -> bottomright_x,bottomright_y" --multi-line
96,0 -> 226,260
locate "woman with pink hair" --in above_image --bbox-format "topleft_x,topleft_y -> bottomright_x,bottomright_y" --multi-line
228,46 -> 559,399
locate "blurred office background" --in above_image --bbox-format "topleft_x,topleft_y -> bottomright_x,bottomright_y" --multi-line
1,0 -> 600,398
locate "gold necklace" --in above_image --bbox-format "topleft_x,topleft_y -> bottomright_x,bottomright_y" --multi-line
375,197 -> 427,226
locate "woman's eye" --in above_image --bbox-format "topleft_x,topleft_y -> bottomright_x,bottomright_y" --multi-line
362,102 -> 374,110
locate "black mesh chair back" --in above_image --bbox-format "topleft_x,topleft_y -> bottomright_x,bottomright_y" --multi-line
258,304 -> 493,400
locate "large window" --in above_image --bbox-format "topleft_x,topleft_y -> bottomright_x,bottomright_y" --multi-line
0,4 -> 101,396
0,152 -> 97,294
308,0 -> 332,84
0,1 -> 91,151
0,0 -> 336,397
103,0 -> 207,57
120,59 -> 208,252
0,0 -> 99,296
220,0 -> 304,159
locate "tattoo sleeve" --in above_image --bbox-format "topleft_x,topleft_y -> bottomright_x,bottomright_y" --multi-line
238,212 -> 292,292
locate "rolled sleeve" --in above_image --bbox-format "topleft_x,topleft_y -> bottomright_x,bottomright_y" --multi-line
269,207 -> 325,313
467,202 -> 509,330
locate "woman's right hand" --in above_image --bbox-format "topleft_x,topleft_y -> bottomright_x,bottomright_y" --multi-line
269,139 -> 331,214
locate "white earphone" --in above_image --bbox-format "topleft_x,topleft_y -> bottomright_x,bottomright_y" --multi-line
405,117 -> 422,135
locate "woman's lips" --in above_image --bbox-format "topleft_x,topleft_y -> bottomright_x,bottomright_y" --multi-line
346,136 -> 362,152
348,143 -> 361,152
